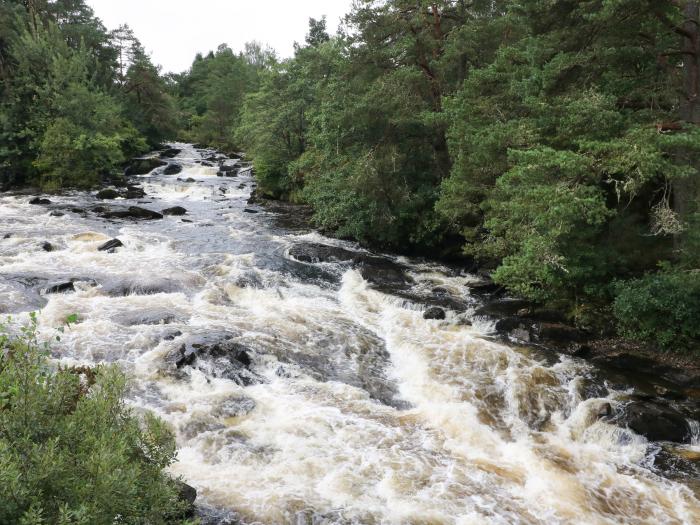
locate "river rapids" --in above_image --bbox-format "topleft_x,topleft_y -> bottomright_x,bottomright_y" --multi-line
0,144 -> 698,524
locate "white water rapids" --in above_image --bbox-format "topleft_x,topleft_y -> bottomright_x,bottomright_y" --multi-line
0,144 -> 698,524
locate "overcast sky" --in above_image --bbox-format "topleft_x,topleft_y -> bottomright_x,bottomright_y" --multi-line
86,0 -> 354,74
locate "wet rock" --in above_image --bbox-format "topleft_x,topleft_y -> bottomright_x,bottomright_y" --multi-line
173,480 -> 197,518
160,148 -> 181,158
620,401 -> 692,443
184,177 -> 196,183
44,281 -> 75,294
494,317 -> 533,342
243,208 -> 258,214
98,238 -> 124,252
124,185 -> 146,199
103,278 -> 179,296
170,337 -> 260,386
355,255 -> 413,288
29,197 -> 51,205
596,402 -> 613,419
49,210 -> 65,217
102,206 -> 163,220
468,278 -> 503,296
163,163 -> 183,175
213,396 -> 256,418
124,157 -> 167,176
475,298 -> 531,317
218,165 -> 237,174
114,308 -> 181,326
41,241 -> 54,252
162,206 -> 187,216
289,243 -> 357,264
533,322 -> 586,344
3,233 -> 11,239
201,161 -> 214,167
70,207 -> 85,214
423,307 -> 446,320
96,188 -> 120,199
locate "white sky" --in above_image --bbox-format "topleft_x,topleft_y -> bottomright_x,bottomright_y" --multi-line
86,0 -> 354,73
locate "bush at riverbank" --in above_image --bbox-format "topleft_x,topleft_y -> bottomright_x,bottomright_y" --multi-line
0,316 -> 191,524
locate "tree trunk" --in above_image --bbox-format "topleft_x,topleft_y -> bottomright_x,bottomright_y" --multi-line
675,1 -> 700,249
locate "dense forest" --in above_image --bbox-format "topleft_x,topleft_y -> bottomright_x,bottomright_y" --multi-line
1,0 -> 699,352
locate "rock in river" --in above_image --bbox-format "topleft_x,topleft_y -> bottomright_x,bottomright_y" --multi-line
163,163 -> 183,175
124,157 -> 167,176
102,206 -> 163,220
98,238 -> 124,252
162,206 -> 187,216
423,307 -> 446,320
619,400 -> 692,443
96,188 -> 120,200
29,197 -> 51,205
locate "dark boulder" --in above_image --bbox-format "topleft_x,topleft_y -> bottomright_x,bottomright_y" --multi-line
184,177 -> 196,183
423,307 -> 446,320
124,185 -> 146,199
163,163 -> 183,175
201,161 -> 214,167
620,401 -> 692,443
98,238 -> 124,252
218,165 -> 237,173
173,480 -> 197,518
41,241 -> 54,252
355,255 -> 412,288
96,188 -> 120,200
533,322 -> 587,344
475,298 -> 531,317
243,208 -> 258,213
289,243 -> 357,264
49,211 -> 65,217
102,206 -> 163,220
29,197 -> 51,205
160,148 -> 181,158
124,158 -> 167,176
162,206 -> 187,216
468,279 -> 503,296
44,281 -> 75,294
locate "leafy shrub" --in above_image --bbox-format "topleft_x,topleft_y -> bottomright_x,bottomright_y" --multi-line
0,316 -> 189,524
613,270 -> 700,352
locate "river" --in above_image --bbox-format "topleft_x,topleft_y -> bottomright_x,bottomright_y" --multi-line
0,144 -> 698,524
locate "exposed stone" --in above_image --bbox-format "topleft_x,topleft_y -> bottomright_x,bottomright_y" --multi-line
29,197 -> 51,205
101,206 -> 163,220
98,238 -> 124,252
289,243 -> 357,264
163,163 -> 183,175
44,281 -> 75,294
620,401 -> 692,443
124,157 -> 167,176
160,148 -> 181,158
49,211 -> 65,217
41,241 -> 54,252
162,206 -> 187,216
423,307 -> 446,320
96,188 -> 120,200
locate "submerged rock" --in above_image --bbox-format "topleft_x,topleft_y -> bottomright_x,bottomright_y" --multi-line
41,241 -> 54,252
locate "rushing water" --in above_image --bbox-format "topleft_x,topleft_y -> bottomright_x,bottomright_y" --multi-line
1,144 -> 698,524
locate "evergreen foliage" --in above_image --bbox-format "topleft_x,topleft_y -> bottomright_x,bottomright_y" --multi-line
0,316 -> 188,524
